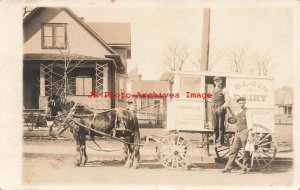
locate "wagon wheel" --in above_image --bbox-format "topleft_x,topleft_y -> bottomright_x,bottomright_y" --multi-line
215,132 -> 236,159
246,124 -> 277,170
156,134 -> 192,169
215,124 -> 277,170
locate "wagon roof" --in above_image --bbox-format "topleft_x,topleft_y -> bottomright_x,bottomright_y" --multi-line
161,71 -> 274,80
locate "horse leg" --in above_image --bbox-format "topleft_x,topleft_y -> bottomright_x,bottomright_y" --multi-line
122,143 -> 129,163
132,129 -> 141,169
124,137 -> 133,168
73,131 -> 82,167
80,133 -> 88,166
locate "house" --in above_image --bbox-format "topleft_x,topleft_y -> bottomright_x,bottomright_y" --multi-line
23,7 -> 131,110
275,86 -> 293,116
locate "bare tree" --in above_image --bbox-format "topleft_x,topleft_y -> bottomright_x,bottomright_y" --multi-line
36,45 -> 87,98
52,49 -> 87,98
227,47 -> 246,73
253,52 -> 273,76
163,40 -> 189,71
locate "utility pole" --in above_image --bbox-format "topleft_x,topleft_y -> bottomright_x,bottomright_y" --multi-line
200,8 -> 213,162
200,8 -> 210,71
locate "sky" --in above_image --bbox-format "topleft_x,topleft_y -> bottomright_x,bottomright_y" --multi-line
73,7 -> 293,88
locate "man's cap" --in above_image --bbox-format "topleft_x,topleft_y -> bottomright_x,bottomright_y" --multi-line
213,76 -> 222,81
236,97 -> 246,102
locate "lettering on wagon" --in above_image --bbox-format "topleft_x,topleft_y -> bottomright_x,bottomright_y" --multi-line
233,80 -> 269,102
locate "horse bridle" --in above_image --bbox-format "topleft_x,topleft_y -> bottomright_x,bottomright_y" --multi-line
50,102 -> 78,136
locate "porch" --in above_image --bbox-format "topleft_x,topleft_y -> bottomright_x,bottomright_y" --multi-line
23,53 -> 121,110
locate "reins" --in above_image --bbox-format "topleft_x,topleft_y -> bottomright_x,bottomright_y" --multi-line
50,101 -> 143,149
85,140 -> 127,152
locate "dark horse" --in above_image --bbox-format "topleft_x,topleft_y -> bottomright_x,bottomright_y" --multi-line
52,98 -> 141,169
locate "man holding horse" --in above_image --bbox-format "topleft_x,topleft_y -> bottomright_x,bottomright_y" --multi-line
46,92 -> 60,136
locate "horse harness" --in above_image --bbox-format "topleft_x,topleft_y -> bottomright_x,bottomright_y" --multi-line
69,107 -> 130,138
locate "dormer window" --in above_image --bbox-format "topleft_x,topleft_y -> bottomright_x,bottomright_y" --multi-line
42,23 -> 67,49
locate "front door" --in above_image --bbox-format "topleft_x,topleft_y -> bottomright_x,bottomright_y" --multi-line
23,65 -> 40,109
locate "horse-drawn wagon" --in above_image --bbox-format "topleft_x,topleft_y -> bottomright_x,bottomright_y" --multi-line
46,71 -> 277,171
155,71 -> 277,170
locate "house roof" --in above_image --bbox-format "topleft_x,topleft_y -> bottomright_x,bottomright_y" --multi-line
275,86 -> 293,105
24,53 -> 111,61
275,93 -> 286,105
131,80 -> 169,95
87,22 -> 131,45
160,72 -> 175,81
24,8 -> 116,54
24,53 -> 118,69
23,7 -> 127,69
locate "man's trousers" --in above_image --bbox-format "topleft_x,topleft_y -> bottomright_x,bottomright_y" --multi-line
225,128 -> 250,170
211,105 -> 226,145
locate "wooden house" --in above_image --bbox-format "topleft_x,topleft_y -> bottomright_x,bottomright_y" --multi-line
23,7 -> 131,110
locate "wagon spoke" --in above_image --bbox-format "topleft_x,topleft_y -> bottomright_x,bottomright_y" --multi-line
177,139 -> 187,149
217,147 -> 230,152
237,156 -> 243,162
254,154 -> 261,166
257,151 -> 268,165
220,149 -> 230,158
260,151 -> 272,159
257,134 -> 271,145
161,154 -> 173,162
258,141 -> 273,147
171,155 -> 175,168
175,156 -> 179,168
178,154 -> 187,162
176,135 -> 180,146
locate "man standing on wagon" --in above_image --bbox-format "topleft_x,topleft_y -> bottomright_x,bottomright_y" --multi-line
211,76 -> 230,147
220,97 -> 253,174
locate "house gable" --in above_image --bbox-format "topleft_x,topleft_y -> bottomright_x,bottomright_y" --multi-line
24,8 -> 116,58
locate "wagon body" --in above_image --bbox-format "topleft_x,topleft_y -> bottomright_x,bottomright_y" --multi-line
166,71 -> 275,133
157,71 -> 277,170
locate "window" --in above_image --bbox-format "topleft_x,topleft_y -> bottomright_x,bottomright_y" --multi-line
179,77 -> 201,95
42,23 -> 67,49
76,77 -> 92,95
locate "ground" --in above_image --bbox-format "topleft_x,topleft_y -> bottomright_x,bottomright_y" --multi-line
22,125 -> 293,188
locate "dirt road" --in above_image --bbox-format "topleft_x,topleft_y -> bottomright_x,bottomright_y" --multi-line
22,139 -> 293,188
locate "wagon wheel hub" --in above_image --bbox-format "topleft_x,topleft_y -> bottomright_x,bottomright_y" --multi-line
174,150 -> 179,156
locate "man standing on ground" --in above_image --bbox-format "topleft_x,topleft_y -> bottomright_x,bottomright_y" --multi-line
221,97 -> 253,174
46,92 -> 60,136
211,76 -> 230,147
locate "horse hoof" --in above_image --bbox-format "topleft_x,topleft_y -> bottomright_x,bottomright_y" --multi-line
132,165 -> 139,169
124,164 -> 131,168
74,163 -> 81,167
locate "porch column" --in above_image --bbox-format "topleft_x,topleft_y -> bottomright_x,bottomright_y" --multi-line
41,63 -> 53,96
95,63 -> 108,96
103,63 -> 108,93
40,64 -> 45,96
